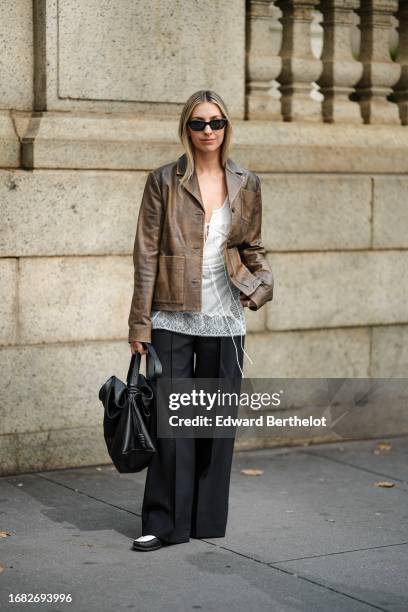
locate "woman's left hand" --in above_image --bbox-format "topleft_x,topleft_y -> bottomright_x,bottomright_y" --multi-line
239,292 -> 257,309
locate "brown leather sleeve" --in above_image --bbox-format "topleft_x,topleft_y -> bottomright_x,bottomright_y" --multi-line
128,171 -> 164,343
238,175 -> 274,311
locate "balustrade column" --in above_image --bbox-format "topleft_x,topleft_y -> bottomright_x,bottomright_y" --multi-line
354,0 -> 401,124
246,0 -> 283,120
317,0 -> 363,123
275,0 -> 323,121
392,1 -> 408,125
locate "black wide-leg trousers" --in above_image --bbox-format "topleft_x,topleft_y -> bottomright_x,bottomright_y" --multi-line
141,328 -> 245,544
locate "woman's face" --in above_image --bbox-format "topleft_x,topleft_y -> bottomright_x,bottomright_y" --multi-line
187,101 -> 225,154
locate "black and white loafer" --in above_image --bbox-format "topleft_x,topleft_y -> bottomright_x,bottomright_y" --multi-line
132,535 -> 162,551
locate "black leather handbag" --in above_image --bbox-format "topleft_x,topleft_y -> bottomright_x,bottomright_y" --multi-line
98,342 -> 162,473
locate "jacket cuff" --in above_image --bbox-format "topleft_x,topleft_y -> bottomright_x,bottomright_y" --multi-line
247,282 -> 273,311
128,325 -> 152,344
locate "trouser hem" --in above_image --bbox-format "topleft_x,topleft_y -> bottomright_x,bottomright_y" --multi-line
142,526 -> 192,545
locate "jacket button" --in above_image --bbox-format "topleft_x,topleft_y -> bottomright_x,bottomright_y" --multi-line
231,207 -> 235,212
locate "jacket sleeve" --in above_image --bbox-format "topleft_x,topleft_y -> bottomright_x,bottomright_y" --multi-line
128,171 -> 164,343
238,174 -> 274,311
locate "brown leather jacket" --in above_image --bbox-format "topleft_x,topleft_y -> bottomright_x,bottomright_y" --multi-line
128,152 -> 274,343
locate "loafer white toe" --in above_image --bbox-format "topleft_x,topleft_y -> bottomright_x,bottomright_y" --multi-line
132,535 -> 162,551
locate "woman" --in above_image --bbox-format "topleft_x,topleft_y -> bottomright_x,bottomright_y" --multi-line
128,90 -> 273,551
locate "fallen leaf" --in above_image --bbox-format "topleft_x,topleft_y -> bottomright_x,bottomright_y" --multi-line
0,565 -> 4,573
0,531 -> 12,538
374,442 -> 392,455
240,469 -> 264,476
374,481 -> 395,488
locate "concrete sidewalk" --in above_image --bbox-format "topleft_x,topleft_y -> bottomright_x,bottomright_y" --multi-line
1,436 -> 407,612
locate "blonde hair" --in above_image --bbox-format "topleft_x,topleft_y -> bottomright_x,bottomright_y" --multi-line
178,90 -> 233,190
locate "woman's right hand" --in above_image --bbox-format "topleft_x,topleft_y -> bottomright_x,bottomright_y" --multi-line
130,341 -> 148,355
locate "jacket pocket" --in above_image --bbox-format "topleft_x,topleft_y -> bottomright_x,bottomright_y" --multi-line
227,246 -> 262,294
240,188 -> 260,223
153,255 -> 185,304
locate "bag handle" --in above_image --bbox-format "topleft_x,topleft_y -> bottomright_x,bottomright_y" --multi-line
126,342 -> 162,389
144,342 -> 162,380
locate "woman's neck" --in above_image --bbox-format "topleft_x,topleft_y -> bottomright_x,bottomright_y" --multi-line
194,151 -> 223,176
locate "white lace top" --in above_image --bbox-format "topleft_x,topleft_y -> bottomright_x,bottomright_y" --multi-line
151,195 -> 246,338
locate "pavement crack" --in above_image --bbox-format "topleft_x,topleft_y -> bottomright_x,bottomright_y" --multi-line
198,541 -> 389,611
268,540 -> 408,563
279,571 -> 389,611
299,449 -> 408,488
34,472 -> 141,518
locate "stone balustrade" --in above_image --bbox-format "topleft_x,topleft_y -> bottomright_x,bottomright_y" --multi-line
247,0 -> 407,124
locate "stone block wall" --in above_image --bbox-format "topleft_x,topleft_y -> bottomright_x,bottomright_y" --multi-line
1,0 -> 407,474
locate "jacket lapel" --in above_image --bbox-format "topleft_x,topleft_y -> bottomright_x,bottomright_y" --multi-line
225,157 -> 246,207
176,153 -> 245,211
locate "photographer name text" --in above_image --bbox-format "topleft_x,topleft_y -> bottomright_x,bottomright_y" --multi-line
167,415 -> 327,427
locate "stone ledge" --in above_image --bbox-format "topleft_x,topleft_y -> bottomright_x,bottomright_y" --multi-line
7,111 -> 408,173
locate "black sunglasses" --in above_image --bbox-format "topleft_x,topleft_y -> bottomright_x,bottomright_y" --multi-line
187,118 -> 228,131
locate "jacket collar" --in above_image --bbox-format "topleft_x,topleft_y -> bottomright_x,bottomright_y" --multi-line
176,152 -> 245,210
